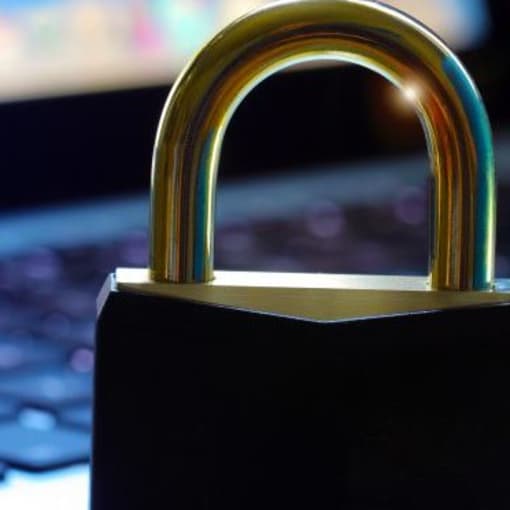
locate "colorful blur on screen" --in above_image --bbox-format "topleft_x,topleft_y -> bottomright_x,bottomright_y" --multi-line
0,0 -> 491,102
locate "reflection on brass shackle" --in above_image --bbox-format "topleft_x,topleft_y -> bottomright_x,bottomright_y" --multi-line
149,0 -> 495,291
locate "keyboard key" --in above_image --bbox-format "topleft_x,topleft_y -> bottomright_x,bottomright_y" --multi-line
32,312 -> 73,343
65,321 -> 95,347
0,367 -> 92,408
0,421 -> 89,472
31,315 -> 95,346
14,249 -> 62,287
69,348 -> 94,374
0,336 -> 63,372
18,408 -> 57,431
0,400 -> 17,421
53,290 -> 96,320
0,299 -> 37,332
59,405 -> 92,430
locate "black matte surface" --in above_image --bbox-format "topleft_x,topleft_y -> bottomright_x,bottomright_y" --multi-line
92,286 -> 510,510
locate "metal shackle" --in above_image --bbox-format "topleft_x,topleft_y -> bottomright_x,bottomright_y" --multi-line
149,0 -> 495,291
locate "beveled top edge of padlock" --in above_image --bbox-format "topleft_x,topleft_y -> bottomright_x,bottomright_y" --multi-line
119,268 -> 430,291
108,268 -> 510,323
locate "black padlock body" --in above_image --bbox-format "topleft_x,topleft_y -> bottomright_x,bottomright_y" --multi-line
91,283 -> 510,510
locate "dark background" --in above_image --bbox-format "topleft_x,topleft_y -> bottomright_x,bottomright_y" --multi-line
0,0 -> 508,212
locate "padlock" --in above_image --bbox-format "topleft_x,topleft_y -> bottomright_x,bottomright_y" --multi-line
91,1 -> 510,509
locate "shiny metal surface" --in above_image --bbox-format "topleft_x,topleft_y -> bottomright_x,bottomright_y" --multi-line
150,0 -> 495,290
115,269 -> 510,322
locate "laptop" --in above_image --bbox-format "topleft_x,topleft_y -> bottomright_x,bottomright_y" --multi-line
0,1 -> 508,508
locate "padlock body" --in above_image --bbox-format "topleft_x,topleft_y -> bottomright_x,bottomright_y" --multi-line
91,278 -> 510,510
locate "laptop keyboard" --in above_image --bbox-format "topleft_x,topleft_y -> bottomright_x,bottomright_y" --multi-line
0,180 -> 509,481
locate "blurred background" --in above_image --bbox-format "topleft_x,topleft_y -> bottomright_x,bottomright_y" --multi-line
0,0 -> 509,505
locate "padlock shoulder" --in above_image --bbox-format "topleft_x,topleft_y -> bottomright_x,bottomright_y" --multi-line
104,268 -> 510,323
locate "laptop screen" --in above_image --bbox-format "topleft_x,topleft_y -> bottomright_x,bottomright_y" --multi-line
0,0 -> 492,103
0,0 -> 506,214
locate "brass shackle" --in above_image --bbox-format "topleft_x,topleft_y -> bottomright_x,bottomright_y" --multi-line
150,0 -> 495,291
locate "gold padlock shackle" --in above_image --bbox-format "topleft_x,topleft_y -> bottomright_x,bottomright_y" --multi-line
150,0 -> 495,291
